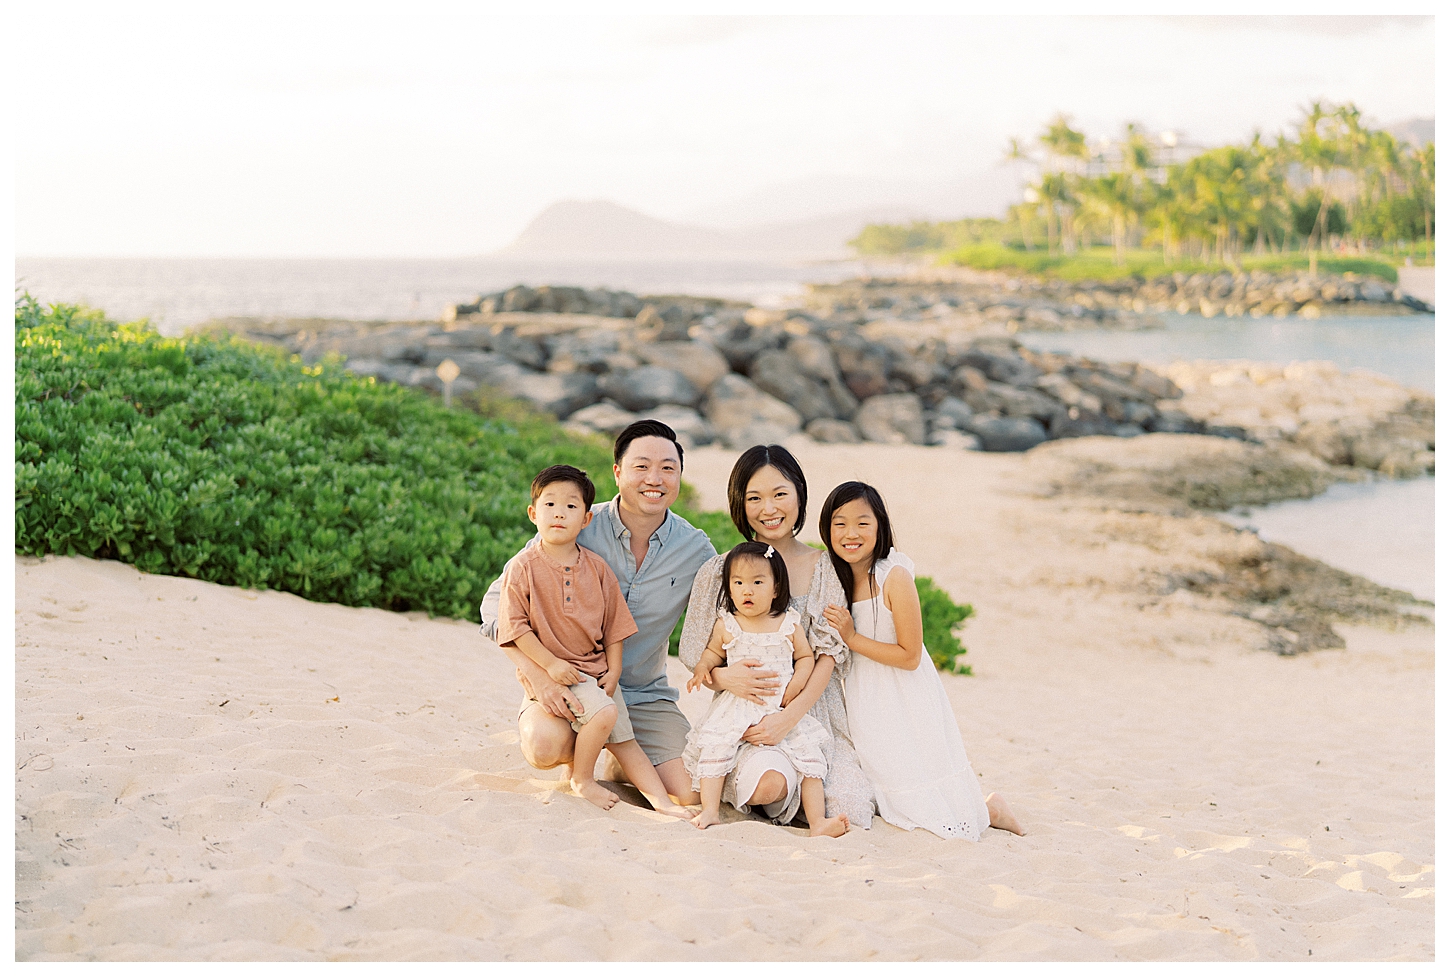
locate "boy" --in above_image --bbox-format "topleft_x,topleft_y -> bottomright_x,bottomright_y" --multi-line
496,464 -> 691,818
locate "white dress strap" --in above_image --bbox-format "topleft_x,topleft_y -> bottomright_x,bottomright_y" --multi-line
719,608 -> 743,650
777,607 -> 802,634
872,548 -> 915,588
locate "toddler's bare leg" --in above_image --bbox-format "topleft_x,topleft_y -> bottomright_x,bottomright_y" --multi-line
605,740 -> 692,819
801,777 -> 848,837
691,777 -> 725,830
569,705 -> 618,811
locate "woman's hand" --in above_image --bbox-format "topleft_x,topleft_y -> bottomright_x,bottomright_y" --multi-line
742,711 -> 796,746
821,603 -> 856,645
711,659 -> 780,705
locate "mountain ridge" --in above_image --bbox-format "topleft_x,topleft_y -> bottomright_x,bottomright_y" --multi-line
497,199 -> 881,260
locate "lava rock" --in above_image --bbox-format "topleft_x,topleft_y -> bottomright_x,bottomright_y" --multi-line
637,341 -> 730,393
704,374 -> 803,449
805,418 -> 862,444
967,415 -> 1049,452
855,393 -> 927,445
598,366 -> 700,411
500,371 -> 599,418
751,350 -> 838,423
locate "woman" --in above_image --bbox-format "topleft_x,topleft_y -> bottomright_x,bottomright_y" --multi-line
678,444 -> 876,828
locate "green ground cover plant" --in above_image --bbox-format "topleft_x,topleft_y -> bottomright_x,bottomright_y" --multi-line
15,298 -> 617,621
916,576 -> 975,675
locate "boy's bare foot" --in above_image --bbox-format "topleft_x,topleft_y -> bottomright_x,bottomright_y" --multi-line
572,778 -> 618,811
986,792 -> 1024,835
809,814 -> 849,838
690,809 -> 724,830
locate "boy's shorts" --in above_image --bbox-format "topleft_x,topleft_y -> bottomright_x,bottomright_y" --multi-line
520,680 -> 633,745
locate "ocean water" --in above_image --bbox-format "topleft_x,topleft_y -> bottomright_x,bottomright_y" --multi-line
1015,311 -> 1436,392
14,256 -> 872,336
15,256 -> 1435,600
1221,478 -> 1434,602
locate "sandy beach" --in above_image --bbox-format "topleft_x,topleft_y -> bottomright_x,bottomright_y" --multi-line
14,441 -> 1433,961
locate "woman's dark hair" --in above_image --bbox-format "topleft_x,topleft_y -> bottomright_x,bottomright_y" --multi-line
717,541 -> 792,617
726,444 -> 808,541
614,419 -> 684,469
819,481 -> 894,605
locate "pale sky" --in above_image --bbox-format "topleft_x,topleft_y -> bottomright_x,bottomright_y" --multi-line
13,8 -> 1436,258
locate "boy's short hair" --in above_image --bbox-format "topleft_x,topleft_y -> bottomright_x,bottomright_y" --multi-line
531,465 -> 596,509
614,419 -> 684,469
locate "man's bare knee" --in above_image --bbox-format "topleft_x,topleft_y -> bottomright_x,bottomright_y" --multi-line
518,707 -> 575,769
748,770 -> 788,806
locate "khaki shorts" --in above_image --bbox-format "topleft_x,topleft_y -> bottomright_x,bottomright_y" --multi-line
520,680 -> 632,745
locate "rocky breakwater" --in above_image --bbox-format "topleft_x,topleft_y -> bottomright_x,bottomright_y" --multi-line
1159,360 -> 1434,480
1129,268 -> 1432,319
805,268 -> 1431,332
193,281 -> 1431,482
198,283 -> 1218,454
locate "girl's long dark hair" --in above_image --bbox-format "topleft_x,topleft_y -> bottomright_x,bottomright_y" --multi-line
819,481 -> 894,605
717,541 -> 792,617
726,444 -> 808,541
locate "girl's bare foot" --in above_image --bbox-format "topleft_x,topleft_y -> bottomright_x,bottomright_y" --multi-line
690,809 -> 724,830
986,792 -> 1024,835
572,779 -> 618,811
809,814 -> 849,838
654,802 -> 695,820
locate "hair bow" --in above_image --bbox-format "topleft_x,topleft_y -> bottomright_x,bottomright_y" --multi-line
764,545 -> 775,559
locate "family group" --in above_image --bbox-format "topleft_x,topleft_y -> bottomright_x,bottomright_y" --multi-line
479,420 -> 1022,840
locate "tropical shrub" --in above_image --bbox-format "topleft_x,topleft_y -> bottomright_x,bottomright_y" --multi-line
14,298 -> 618,620
917,575 -> 975,675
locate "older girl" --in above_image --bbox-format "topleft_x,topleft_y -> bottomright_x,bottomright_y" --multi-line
820,480 -> 1023,840
678,445 -> 876,828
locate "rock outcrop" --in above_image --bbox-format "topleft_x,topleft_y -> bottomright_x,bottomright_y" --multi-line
191,280 -> 1432,485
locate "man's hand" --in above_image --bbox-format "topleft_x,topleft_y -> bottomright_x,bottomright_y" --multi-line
515,667 -> 538,701
532,677 -> 583,722
600,669 -> 620,697
545,658 -> 582,687
711,659 -> 780,705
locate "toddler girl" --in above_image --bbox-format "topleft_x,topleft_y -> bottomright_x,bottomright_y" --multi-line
682,541 -> 846,836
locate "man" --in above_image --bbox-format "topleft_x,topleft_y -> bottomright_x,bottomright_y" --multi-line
479,419 -> 717,804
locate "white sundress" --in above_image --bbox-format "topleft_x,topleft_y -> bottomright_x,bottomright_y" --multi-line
843,549 -> 992,840
682,608 -> 831,791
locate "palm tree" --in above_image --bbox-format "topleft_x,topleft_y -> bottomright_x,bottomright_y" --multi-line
1001,137 -> 1036,249
1409,142 -> 1435,259
1037,115 -> 1089,255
